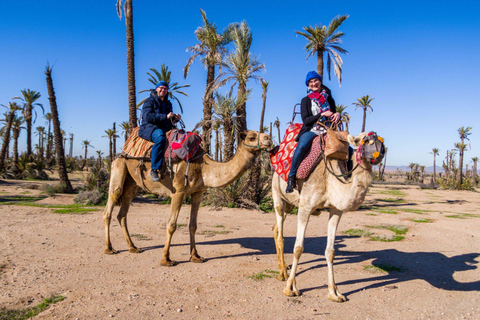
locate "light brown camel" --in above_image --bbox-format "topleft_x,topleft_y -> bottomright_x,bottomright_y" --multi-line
272,132 -> 385,302
103,130 -> 272,266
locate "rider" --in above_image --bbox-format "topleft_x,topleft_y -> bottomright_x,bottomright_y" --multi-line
138,81 -> 181,182
286,71 -> 340,193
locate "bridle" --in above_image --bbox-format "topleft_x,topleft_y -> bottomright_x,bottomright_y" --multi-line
242,135 -> 263,150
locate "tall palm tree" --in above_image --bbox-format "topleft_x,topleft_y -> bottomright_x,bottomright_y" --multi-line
274,117 -> 281,144
184,9 -> 231,155
137,65 -> 190,112
212,119 -> 222,161
69,133 -> 74,158
353,95 -> 374,132
259,80 -> 269,133
430,148 -> 440,183
44,112 -> 53,161
11,114 -> 25,168
116,0 -> 137,131
119,121 -> 130,143
82,140 -> 93,160
14,89 -> 44,157
295,15 -> 349,85
112,123 -> 117,159
0,102 -> 21,172
36,126 -> 46,159
61,129 -> 66,151
472,157 -> 479,184
457,126 -> 472,185
335,104 -> 351,131
45,64 -> 73,193
103,128 -> 115,162
218,21 -> 265,135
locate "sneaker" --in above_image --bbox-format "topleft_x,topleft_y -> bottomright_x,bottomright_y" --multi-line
150,169 -> 161,182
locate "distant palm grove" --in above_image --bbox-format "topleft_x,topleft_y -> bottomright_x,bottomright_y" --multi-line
0,7 -> 477,203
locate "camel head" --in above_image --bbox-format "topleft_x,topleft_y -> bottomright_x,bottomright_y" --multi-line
239,130 -> 273,153
348,131 -> 385,165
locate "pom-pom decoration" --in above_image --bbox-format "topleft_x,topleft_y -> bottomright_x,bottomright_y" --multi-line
373,151 -> 380,159
378,136 -> 384,143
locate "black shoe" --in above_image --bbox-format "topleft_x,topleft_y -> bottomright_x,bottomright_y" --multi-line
285,176 -> 296,193
150,169 -> 161,182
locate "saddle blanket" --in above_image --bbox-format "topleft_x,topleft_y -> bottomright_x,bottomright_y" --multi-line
269,124 -> 324,182
121,127 -> 179,161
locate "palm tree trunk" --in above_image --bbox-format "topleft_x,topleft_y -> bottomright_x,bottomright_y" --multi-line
126,0 -> 137,130
0,112 -> 14,172
46,120 -> 52,161
277,126 -> 281,144
13,130 -> 19,168
259,95 -> 266,133
236,82 -> 247,137
113,122 -> 117,159
26,108 -> 32,157
458,152 -> 464,185
214,125 -> 219,162
45,65 -> 73,193
202,64 -> 215,155
109,139 -> 113,162
433,155 -> 437,183
362,108 -> 367,132
223,119 -> 234,161
316,50 -> 324,79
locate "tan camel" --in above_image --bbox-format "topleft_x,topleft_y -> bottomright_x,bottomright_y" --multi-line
103,130 -> 272,266
272,132 -> 385,302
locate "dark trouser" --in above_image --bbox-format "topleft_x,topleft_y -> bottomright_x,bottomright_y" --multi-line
288,131 -> 318,178
151,128 -> 166,170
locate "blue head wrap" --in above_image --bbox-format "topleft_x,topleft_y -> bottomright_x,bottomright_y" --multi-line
305,71 -> 322,86
155,81 -> 169,90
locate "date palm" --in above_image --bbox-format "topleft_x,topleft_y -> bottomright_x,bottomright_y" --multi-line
184,9 -> 231,155
353,95 -> 374,132
116,0 -> 137,130
430,148 -> 440,183
456,126 -> 472,185
335,104 -> 350,131
45,64 -> 73,193
273,117 -> 281,144
103,128 -> 116,162
0,102 -> 21,172
82,140 -> 93,161
259,80 -> 269,133
295,15 -> 349,85
137,65 -> 189,113
11,114 -> 25,168
35,126 -> 46,159
44,112 -> 53,161
472,157 -> 479,184
119,121 -> 130,143
14,89 -> 44,157
69,133 -> 74,158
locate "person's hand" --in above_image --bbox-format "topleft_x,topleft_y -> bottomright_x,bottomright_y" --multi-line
174,114 -> 182,121
331,112 -> 340,123
321,110 -> 333,118
167,112 -> 175,119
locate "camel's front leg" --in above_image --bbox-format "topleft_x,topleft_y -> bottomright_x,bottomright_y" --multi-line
160,192 -> 186,266
283,207 -> 311,296
326,209 -> 346,302
188,191 -> 205,263
117,177 -> 141,253
273,201 -> 288,281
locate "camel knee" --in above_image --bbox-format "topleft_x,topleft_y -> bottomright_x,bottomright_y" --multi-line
294,246 -> 303,259
325,248 -> 335,261
167,223 -> 177,235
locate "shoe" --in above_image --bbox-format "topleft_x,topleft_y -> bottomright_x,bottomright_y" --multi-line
150,169 -> 161,182
285,176 -> 296,193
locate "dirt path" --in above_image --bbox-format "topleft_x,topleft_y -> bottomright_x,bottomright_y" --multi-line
1,180 -> 479,319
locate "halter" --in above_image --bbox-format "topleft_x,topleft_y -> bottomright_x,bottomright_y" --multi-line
242,135 -> 262,149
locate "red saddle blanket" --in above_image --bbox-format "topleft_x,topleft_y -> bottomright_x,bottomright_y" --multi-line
269,124 -> 323,182
121,127 -> 180,161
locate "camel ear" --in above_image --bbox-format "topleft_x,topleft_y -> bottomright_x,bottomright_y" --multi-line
239,131 -> 248,141
347,134 -> 356,146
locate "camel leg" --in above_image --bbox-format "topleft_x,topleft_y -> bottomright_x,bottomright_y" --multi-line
325,209 -> 346,302
103,159 -> 127,254
283,206 -> 311,297
160,192 -> 186,267
189,191 -> 205,263
116,176 -> 141,253
273,197 -> 288,281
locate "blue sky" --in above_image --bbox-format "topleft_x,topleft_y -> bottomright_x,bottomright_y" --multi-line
1,0 -> 479,166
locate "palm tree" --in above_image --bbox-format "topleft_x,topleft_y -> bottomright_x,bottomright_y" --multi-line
0,102 -> 21,172
137,65 -> 190,112
259,80 -> 269,133
44,112 -> 53,161
295,15 -> 349,85
274,117 -> 281,144
14,89 -> 44,157
112,122 -> 117,159
457,126 -> 472,185
212,119 -> 222,161
218,21 -> 265,135
45,64 -> 73,193
68,133 -> 74,158
430,148 -> 440,183
472,157 -> 479,184
353,95 -> 374,132
104,128 -> 116,162
184,9 -> 231,155
116,0 -> 137,130
119,121 -> 130,143
35,126 -> 46,159
82,140 -> 93,161
335,104 -> 351,131
11,114 -> 25,168
61,129 -> 67,151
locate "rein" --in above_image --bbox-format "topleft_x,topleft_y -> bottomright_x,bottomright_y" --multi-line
242,136 -> 262,149
322,150 -> 361,184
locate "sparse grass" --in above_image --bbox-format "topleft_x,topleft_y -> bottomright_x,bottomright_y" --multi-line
378,198 -> 406,204
342,229 -> 372,237
0,295 -> 65,320
365,213 -> 377,216
200,230 -> 231,235
287,298 -> 302,304
378,190 -> 406,196
372,208 -> 398,214
247,269 -> 279,281
214,225 -> 225,228
359,205 -> 372,210
366,224 -> 408,235
176,223 -> 187,227
19,191 -> 31,195
364,264 -> 405,273
412,218 -> 431,223
145,194 -> 158,199
131,233 -> 152,241
0,195 -> 47,204
370,235 -> 405,242
52,207 -> 97,214
445,212 -> 479,219
400,208 -> 431,214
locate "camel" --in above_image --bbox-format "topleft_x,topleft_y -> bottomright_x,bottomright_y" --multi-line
272,131 -> 385,302
103,130 -> 272,266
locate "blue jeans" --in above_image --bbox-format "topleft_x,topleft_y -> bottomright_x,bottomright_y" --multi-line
151,128 -> 166,170
288,131 -> 318,178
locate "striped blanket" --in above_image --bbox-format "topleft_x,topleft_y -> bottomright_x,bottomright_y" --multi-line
121,127 -> 179,161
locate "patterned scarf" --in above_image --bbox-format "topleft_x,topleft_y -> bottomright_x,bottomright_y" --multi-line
307,89 -> 330,114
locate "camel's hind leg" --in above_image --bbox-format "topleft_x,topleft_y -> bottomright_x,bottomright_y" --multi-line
103,158 -> 128,254
160,192 -> 186,267
188,191 -> 205,263
326,208 -> 346,302
272,193 -> 290,281
116,175 -> 141,253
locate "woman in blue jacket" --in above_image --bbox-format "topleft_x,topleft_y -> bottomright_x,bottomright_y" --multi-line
138,81 -> 181,182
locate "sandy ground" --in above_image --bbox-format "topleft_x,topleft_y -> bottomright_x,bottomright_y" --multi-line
1,176 -> 480,320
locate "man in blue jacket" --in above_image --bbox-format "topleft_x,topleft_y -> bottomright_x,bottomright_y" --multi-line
138,81 -> 181,182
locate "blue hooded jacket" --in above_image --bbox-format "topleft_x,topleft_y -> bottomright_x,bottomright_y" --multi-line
138,91 -> 174,141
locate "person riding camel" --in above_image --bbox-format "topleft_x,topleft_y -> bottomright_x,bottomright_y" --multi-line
285,71 -> 340,193
138,81 -> 181,182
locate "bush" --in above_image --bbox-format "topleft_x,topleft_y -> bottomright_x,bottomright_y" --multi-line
74,190 -> 106,205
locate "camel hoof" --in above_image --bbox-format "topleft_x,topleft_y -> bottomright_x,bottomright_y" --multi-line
104,248 -> 117,255
190,256 -> 205,263
129,247 -> 143,253
160,259 -> 177,267
328,293 -> 347,303
276,273 -> 287,281
283,288 -> 301,297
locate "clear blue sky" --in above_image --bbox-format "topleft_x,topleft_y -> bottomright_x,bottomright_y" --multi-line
1,0 -> 479,167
